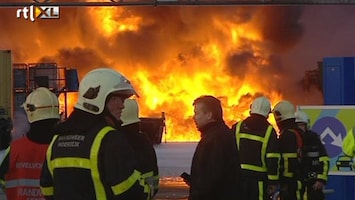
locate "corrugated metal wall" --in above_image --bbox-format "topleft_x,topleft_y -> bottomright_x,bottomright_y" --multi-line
0,50 -> 13,119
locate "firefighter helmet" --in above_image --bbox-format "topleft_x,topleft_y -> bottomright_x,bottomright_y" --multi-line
250,96 -> 271,117
295,110 -> 310,124
23,87 -> 60,123
75,68 -> 138,115
121,99 -> 140,126
272,100 -> 295,122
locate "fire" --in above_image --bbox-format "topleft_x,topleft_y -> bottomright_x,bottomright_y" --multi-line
56,6 -> 286,142
89,7 -> 142,37
8,6 -> 306,142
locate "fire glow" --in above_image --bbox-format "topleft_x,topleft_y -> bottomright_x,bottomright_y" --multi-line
60,6 -> 286,142
5,6 -> 309,141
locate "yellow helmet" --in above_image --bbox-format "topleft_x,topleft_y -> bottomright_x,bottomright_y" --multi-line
121,99 -> 140,126
250,96 -> 271,117
272,100 -> 295,123
75,68 -> 138,115
23,87 -> 59,123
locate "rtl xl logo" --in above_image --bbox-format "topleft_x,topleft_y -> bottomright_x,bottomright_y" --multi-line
16,5 -> 60,22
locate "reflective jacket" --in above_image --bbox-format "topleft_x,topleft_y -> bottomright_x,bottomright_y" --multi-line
0,119 -> 57,199
120,123 -> 159,199
40,109 -> 149,200
5,136 -> 49,200
278,119 -> 304,200
301,130 -> 329,183
232,114 -> 280,185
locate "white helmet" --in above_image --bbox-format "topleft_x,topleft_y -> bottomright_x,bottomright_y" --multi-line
75,68 -> 138,115
272,100 -> 295,122
23,87 -> 60,123
250,96 -> 271,117
295,110 -> 310,124
121,99 -> 140,126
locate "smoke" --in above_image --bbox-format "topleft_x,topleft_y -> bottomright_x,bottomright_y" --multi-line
0,5 -> 313,110
256,6 -> 304,52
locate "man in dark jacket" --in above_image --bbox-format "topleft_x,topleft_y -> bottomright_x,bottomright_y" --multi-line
40,68 -> 150,200
272,100 -> 305,200
186,95 -> 241,200
232,96 -> 280,200
120,98 -> 159,199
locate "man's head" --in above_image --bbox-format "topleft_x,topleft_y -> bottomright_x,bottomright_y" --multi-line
75,68 -> 137,124
250,96 -> 271,118
272,100 -> 295,127
295,110 -> 310,131
23,87 -> 60,123
121,99 -> 140,127
192,95 -> 223,131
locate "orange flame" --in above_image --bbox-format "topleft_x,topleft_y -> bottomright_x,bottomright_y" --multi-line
58,6 -> 285,142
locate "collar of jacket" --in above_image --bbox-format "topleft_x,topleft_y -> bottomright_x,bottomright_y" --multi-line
54,108 -> 106,135
199,120 -> 226,138
278,118 -> 298,132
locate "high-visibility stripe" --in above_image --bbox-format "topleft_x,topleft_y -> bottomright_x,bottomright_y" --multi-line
46,134 -> 58,177
318,156 -> 330,181
266,153 -> 281,158
50,158 -> 91,169
0,146 -> 10,165
261,126 -> 273,172
90,126 -> 115,199
5,179 -> 39,188
296,180 -> 302,200
268,174 -> 278,181
40,185 -> 53,196
141,171 -> 154,179
0,179 -> 4,186
112,169 -> 141,195
235,123 -> 273,172
266,153 -> 281,180
240,164 -> 267,172
46,126 -> 143,199
258,181 -> 263,200
282,153 -> 297,178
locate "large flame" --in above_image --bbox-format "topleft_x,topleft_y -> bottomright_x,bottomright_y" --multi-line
57,6 -> 285,142
4,5 -> 314,141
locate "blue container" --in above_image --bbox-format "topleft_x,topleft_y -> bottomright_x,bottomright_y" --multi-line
65,69 -> 79,92
325,175 -> 355,200
322,57 -> 355,105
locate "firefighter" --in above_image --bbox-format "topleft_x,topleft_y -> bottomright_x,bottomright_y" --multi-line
294,110 -> 329,200
272,100 -> 304,200
187,95 -> 241,200
0,87 -> 60,200
40,68 -> 151,199
232,96 -> 280,200
120,98 -> 160,199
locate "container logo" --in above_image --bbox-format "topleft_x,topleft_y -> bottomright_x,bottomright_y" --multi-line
16,5 -> 60,22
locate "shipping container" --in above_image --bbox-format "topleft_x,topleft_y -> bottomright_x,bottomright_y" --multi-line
0,50 -> 13,118
322,57 -> 355,105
